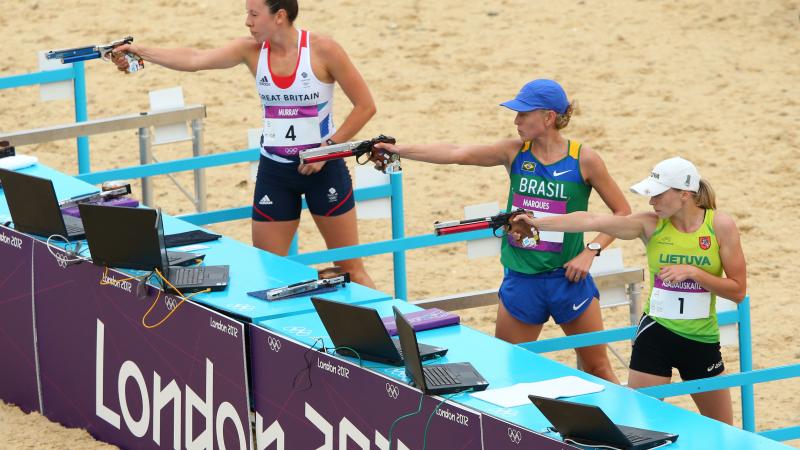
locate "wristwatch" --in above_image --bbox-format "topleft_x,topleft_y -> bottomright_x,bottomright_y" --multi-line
325,138 -> 337,146
586,242 -> 602,256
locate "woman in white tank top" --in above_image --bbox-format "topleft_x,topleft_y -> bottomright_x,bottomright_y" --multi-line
111,0 -> 377,287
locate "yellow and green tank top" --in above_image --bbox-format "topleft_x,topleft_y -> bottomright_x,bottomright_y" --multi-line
500,140 -> 592,274
645,209 -> 723,343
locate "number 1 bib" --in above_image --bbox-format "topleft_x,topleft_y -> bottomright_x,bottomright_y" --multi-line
649,277 -> 711,320
262,105 -> 321,158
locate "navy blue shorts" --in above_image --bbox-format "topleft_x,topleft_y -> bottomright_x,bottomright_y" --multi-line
498,268 -> 600,325
630,315 -> 724,381
252,156 -> 355,222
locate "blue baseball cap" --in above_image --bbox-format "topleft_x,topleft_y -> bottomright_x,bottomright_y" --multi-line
500,79 -> 569,114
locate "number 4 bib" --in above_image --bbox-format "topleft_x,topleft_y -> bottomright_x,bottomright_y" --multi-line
649,277 -> 711,320
262,105 -> 321,157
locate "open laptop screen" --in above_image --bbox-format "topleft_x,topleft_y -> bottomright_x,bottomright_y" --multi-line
393,307 -> 427,391
79,204 -> 163,271
0,168 -> 67,237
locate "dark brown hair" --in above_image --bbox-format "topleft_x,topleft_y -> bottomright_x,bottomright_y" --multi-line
265,0 -> 298,22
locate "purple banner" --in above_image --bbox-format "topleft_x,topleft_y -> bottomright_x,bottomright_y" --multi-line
511,194 -> 567,215
507,235 -> 564,253
250,325 -> 482,450
33,242 -> 251,450
481,414 -> 578,450
654,277 -> 706,293
0,226 -> 39,413
263,143 -> 319,157
264,105 -> 318,119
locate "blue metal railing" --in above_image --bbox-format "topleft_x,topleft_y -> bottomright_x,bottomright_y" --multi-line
518,296 -> 797,442
0,62 -> 90,173
4,78 -> 793,441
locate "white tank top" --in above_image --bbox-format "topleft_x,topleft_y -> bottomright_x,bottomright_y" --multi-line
255,29 -> 335,163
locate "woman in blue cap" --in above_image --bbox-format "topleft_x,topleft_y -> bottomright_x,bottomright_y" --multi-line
375,79 -> 630,382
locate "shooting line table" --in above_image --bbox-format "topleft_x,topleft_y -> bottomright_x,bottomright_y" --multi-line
0,164 -> 788,449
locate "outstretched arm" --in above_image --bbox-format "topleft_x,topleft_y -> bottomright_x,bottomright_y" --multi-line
373,139 -> 521,169
515,211 -> 656,242
111,38 -> 254,73
562,147 -> 633,281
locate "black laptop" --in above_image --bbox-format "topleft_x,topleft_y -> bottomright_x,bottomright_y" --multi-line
0,168 -> 86,240
393,306 -> 488,395
311,298 -> 448,366
528,395 -> 679,450
79,204 -> 229,292
0,169 -> 200,265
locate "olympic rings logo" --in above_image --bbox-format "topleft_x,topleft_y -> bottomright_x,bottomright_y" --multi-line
385,383 -> 400,400
507,427 -> 522,444
56,254 -> 69,269
282,326 -> 312,337
267,336 -> 282,352
164,296 -> 179,311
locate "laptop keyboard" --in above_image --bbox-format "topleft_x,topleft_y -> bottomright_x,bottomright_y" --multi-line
172,267 -> 204,286
423,365 -> 459,387
624,432 -> 649,443
63,215 -> 83,235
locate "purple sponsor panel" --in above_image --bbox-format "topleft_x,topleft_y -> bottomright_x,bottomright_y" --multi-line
654,277 -> 706,293
33,242 -> 251,450
381,308 -> 460,336
264,105 -> 318,119
250,325 -> 482,450
511,194 -> 567,215
61,197 -> 140,218
0,227 -> 39,413
263,143 -> 320,158
481,414 -> 578,450
507,235 -> 563,253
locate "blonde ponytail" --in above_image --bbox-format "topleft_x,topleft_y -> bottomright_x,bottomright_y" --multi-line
694,179 -> 716,209
554,100 -> 577,130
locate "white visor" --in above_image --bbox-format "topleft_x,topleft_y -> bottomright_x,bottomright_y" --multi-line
630,177 -> 671,197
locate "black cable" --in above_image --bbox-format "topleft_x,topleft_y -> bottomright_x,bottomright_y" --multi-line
291,337 -> 324,392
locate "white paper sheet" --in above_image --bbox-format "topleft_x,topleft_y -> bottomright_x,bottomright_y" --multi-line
38,51 -> 73,102
464,202 -> 501,259
149,87 -> 190,145
355,165 -> 391,219
470,376 -> 605,408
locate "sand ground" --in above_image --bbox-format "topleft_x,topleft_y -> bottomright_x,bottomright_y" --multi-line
1,0 -> 798,448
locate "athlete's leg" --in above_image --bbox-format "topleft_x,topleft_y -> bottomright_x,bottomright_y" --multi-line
251,155 -> 302,255
560,299 -> 620,383
690,380 -> 733,424
494,301 -> 544,343
627,369 -> 671,389
310,209 -> 375,288
252,219 -> 300,255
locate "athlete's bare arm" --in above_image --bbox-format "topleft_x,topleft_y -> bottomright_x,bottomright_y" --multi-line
559,146 -> 632,280
111,38 -> 258,73
312,35 -> 375,143
374,139 -> 521,170
518,211 -> 657,242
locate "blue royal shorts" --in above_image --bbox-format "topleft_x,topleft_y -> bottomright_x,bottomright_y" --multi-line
252,155 -> 355,222
498,268 -> 600,325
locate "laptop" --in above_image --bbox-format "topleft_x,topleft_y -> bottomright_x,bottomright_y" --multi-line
0,168 -> 86,240
393,306 -> 489,395
0,169 -> 200,266
311,298 -> 448,366
79,204 -> 229,292
528,395 -> 679,450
